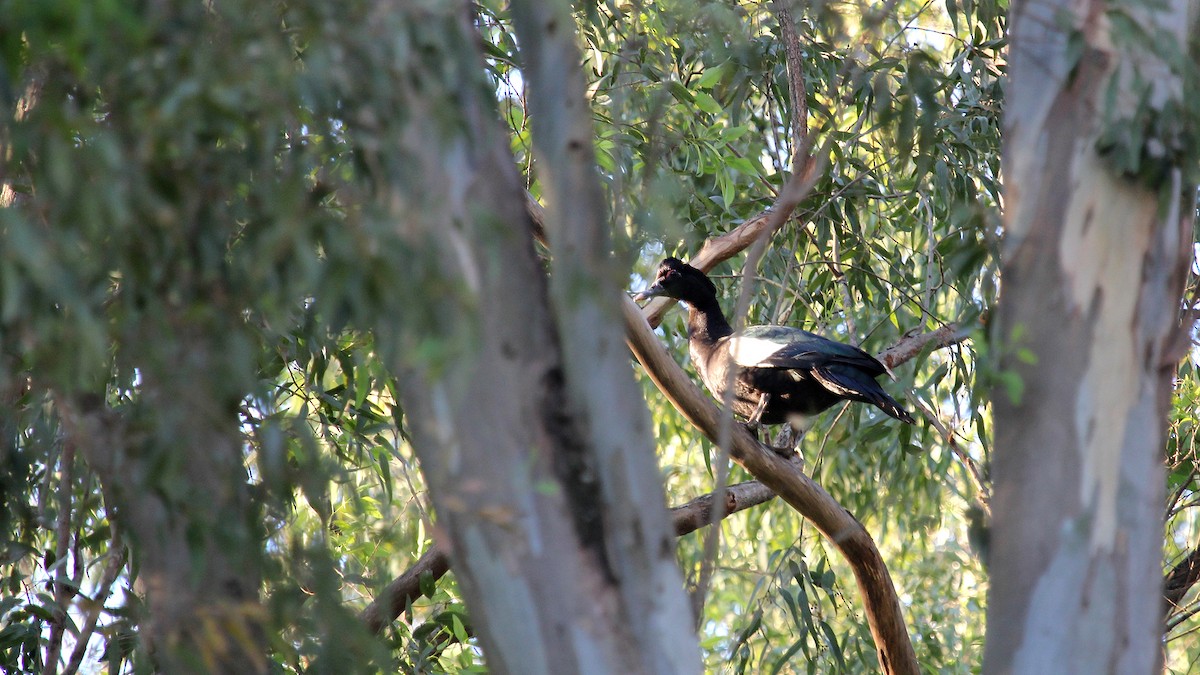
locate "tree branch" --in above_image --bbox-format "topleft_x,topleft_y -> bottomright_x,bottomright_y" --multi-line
360,480 -> 777,635
1165,546 -> 1200,621
361,548 -> 453,636
877,324 -> 990,509
773,0 -> 809,173
621,296 -> 919,675
63,528 -> 126,675
876,323 -> 971,370
42,440 -> 76,675
669,480 -> 777,536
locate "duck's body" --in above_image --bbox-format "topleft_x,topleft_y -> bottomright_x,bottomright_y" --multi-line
637,257 -> 914,432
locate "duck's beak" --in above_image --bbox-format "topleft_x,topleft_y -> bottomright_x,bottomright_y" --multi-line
632,282 -> 666,302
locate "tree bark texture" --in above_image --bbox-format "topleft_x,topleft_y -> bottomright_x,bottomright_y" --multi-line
506,1 -> 702,671
371,4 -> 699,673
986,0 -> 1194,672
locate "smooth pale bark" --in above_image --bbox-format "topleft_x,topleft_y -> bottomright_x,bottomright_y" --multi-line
372,4 -> 698,673
986,0 -> 1194,672
507,1 -> 701,671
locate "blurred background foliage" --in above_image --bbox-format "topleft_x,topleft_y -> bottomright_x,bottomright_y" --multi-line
0,0 -> 1196,672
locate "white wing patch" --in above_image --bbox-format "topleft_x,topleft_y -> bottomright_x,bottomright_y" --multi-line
726,335 -> 788,367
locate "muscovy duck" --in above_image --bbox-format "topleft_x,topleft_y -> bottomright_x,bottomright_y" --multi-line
635,257 -> 914,439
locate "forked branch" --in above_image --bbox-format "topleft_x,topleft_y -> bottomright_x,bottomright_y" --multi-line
621,296 -> 920,675
360,480 -> 778,635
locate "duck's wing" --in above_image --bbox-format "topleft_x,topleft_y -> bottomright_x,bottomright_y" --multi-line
726,325 -> 886,376
807,363 -> 915,423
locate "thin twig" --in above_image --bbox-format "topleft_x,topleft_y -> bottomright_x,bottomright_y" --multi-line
914,397 -> 990,513
63,529 -> 126,675
42,441 -> 76,675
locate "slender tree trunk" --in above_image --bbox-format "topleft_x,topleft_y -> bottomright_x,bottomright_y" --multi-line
366,4 -> 700,673
986,0 -> 1195,671
62,332 -> 264,674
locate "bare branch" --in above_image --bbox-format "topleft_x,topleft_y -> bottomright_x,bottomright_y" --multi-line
876,323 -> 971,369
63,529 -> 127,675
878,324 -> 988,507
772,0 -> 810,173
670,481 -> 777,536
360,481 -> 777,635
42,440 -> 76,675
361,548 -> 453,636
915,400 -> 990,513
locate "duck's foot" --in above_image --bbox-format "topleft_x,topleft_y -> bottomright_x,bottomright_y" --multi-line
740,394 -> 773,442
769,426 -> 806,463
740,420 -> 762,441
740,421 -> 794,458
748,394 -> 771,427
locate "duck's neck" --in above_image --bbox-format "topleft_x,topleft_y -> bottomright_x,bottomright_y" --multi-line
685,296 -> 734,346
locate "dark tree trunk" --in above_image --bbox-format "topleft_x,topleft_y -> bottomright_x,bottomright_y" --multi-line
65,334 -> 265,674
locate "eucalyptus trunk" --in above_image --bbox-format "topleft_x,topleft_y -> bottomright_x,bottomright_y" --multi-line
986,0 -> 1195,671
369,4 -> 700,673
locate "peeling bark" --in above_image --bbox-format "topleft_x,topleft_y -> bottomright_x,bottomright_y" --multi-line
986,0 -> 1195,671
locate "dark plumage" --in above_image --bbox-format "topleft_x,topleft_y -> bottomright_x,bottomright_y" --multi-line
635,257 -> 914,436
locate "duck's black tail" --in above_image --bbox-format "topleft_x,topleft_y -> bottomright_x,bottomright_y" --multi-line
810,365 -> 916,424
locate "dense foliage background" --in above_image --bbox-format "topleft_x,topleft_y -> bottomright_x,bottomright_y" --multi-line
1,0 -> 1196,672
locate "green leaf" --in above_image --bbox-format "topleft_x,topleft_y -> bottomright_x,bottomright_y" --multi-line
819,621 -> 847,670
695,63 -> 728,89
693,91 -> 723,115
668,80 -> 695,103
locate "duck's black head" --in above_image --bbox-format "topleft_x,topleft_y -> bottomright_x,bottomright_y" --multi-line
634,257 -> 718,305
